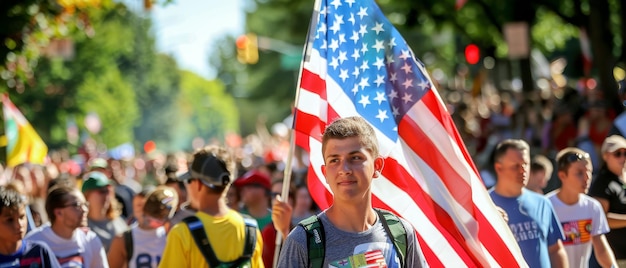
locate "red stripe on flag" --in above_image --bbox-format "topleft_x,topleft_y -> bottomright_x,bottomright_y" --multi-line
420,91 -> 480,176
375,159 -> 481,266
397,116 -> 473,213
301,69 -> 327,98
294,109 -> 325,143
476,209 -> 522,267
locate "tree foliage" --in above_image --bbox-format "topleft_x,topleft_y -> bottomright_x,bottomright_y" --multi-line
213,0 -> 623,129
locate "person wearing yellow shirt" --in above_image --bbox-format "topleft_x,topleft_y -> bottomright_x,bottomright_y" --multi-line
159,146 -> 264,268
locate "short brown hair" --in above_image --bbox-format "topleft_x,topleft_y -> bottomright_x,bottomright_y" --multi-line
46,186 -> 77,223
322,116 -> 379,158
556,147 -> 590,172
494,139 -> 529,163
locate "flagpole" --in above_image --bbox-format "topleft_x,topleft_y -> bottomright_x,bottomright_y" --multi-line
272,0 -> 322,267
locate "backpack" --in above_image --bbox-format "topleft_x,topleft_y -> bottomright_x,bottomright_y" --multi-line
123,228 -> 133,263
299,208 -> 408,268
182,215 -> 257,268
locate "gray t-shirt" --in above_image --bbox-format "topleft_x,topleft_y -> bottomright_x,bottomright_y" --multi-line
277,211 -> 428,267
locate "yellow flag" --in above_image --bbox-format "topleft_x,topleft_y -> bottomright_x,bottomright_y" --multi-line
2,94 -> 48,167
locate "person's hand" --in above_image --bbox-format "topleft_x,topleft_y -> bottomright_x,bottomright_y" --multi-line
272,195 -> 293,238
496,206 -> 509,223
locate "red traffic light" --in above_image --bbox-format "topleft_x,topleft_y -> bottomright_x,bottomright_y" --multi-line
465,44 -> 480,65
236,35 -> 249,49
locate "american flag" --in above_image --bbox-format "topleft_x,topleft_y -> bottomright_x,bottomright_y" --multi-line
293,0 -> 527,266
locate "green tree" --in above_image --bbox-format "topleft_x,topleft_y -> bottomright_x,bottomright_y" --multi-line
215,0 -> 623,128
174,70 -> 239,150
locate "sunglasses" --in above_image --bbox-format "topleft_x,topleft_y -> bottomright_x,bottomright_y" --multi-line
613,151 -> 626,158
558,152 -> 589,169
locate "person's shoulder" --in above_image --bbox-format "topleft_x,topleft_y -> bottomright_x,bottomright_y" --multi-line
23,239 -> 55,253
579,194 -> 604,208
24,223 -> 49,239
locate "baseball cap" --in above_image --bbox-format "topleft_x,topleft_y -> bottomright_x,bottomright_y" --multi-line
143,186 -> 178,220
234,170 -> 271,191
88,158 -> 108,170
601,135 -> 626,153
81,171 -> 111,192
178,153 -> 231,189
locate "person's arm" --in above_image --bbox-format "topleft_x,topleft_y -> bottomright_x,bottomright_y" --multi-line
106,235 -> 128,268
276,227 -> 310,268
592,235 -> 617,268
548,240 -> 568,268
594,197 -> 626,229
402,219 -> 429,268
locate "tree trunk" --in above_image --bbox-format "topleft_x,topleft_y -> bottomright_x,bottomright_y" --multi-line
588,0 -> 619,113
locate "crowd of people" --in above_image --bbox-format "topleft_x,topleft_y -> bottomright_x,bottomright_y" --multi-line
1,81 -> 626,267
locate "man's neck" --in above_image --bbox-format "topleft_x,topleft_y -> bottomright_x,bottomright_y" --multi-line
556,189 -> 580,205
0,240 -> 20,255
494,184 -> 523,198
197,196 -> 230,217
51,223 -> 74,239
326,201 -> 376,233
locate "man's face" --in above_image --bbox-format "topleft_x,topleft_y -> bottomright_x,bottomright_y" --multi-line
57,191 -> 89,229
0,205 -> 27,244
561,160 -> 592,194
603,149 -> 626,176
495,148 -> 530,189
321,136 -> 382,203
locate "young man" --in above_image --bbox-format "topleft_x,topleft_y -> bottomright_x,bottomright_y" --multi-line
25,185 -> 108,268
546,147 -> 616,268
488,139 -> 568,267
234,170 -> 273,230
159,146 -> 264,267
0,186 -> 61,268
278,116 -> 428,267
108,186 -> 178,268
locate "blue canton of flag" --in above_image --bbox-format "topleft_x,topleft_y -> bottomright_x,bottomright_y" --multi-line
312,0 -> 432,141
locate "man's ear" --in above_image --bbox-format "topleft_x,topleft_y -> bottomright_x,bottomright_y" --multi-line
557,170 -> 566,181
374,157 -> 384,171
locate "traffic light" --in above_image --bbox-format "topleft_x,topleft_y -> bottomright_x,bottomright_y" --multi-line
236,33 -> 259,64
464,44 -> 480,65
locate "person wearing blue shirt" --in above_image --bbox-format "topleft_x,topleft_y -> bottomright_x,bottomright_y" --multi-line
489,139 -> 568,267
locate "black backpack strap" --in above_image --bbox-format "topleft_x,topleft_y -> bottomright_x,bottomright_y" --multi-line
375,209 -> 408,268
123,229 -> 133,263
228,215 -> 258,267
182,215 -> 221,267
299,215 -> 325,268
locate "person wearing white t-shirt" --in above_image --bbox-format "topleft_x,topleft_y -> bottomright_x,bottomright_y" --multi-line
107,186 -> 178,268
547,147 -> 617,268
26,185 -> 108,268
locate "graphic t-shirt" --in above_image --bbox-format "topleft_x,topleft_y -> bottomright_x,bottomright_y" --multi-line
128,226 -> 167,268
277,211 -> 429,268
0,240 -> 61,268
489,189 -> 564,268
547,192 -> 609,268
25,223 -> 108,268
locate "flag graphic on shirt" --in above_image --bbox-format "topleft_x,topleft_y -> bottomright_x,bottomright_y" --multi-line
561,219 -> 592,245
330,249 -> 387,268
293,0 -> 527,266
2,94 -> 47,167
